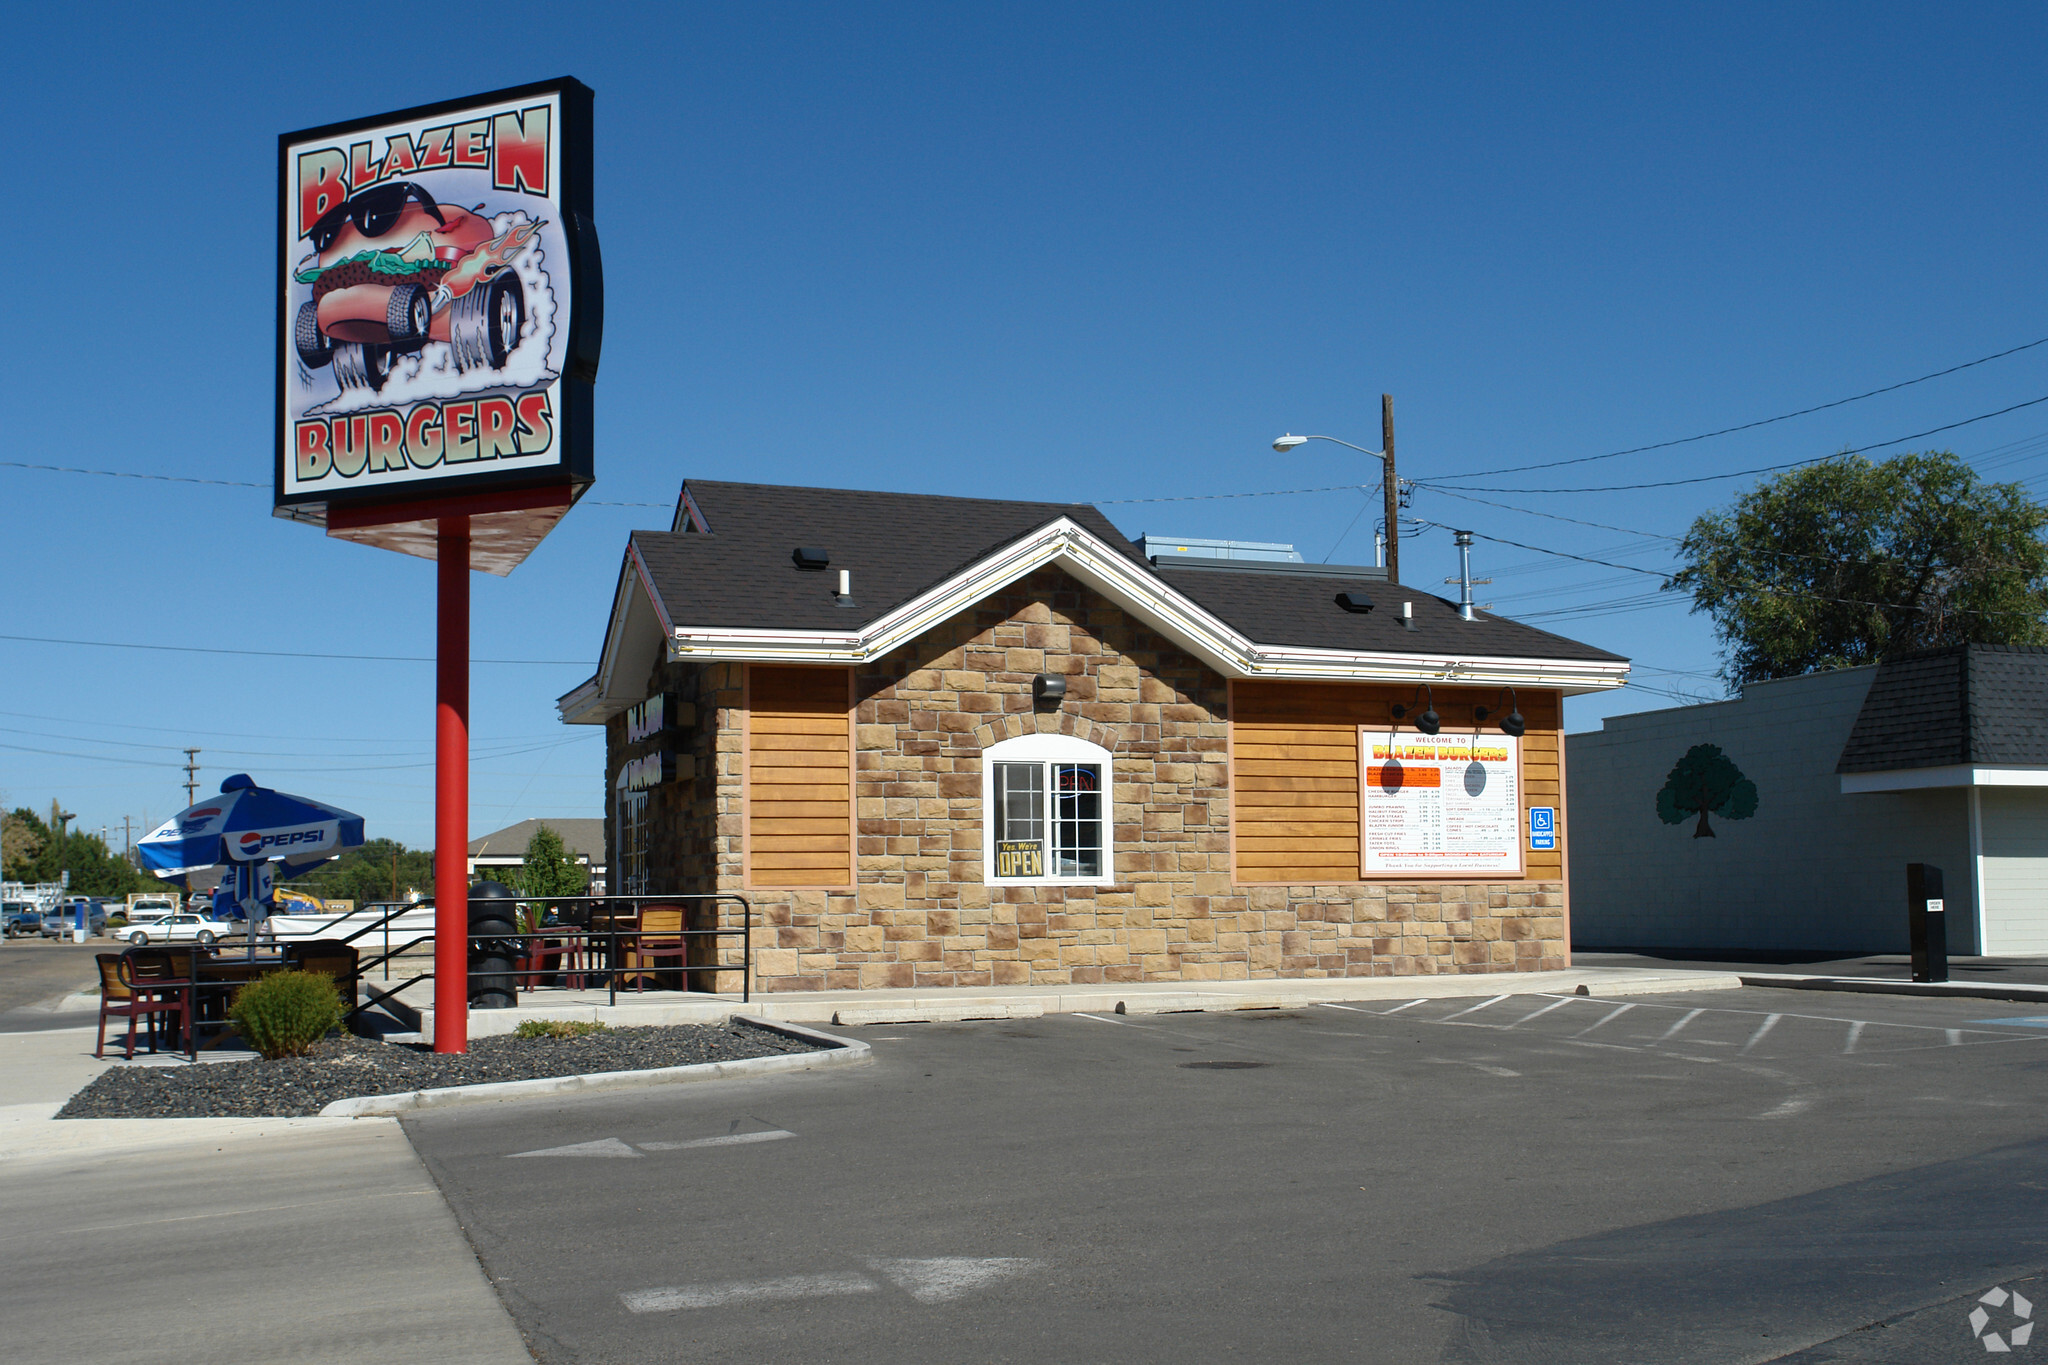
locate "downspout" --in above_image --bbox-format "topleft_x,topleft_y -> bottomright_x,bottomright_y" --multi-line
1970,784 -> 1988,956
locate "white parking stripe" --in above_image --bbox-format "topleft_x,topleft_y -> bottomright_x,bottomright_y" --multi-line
1845,1020 -> 1866,1055
623,1272 -> 877,1313
1503,998 -> 1577,1029
1439,995 -> 1511,1022
1573,1002 -> 1636,1037
1740,1014 -> 1782,1054
1653,1009 -> 1705,1044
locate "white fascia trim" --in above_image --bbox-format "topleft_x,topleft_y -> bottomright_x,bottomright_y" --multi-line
1842,764 -> 2048,793
559,549 -> 674,725
665,518 -> 1631,691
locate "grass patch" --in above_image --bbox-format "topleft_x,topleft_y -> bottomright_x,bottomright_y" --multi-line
513,1019 -> 611,1040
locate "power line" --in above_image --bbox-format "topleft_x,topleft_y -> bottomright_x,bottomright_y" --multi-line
1432,334 -> 2048,481
1422,393 -> 2048,495
0,633 -> 587,666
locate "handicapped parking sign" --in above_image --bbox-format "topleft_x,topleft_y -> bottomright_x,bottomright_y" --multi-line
1529,806 -> 1556,850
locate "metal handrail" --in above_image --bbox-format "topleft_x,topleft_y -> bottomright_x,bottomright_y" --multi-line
310,892 -> 757,1010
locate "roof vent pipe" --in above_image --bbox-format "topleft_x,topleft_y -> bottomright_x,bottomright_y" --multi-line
835,569 -> 854,607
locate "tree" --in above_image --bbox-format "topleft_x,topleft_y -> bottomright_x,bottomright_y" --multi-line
1669,451 -> 2048,685
2,805 -> 150,895
514,824 -> 589,900
1655,745 -> 1758,838
279,838 -> 435,906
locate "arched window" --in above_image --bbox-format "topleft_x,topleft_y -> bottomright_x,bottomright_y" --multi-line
982,734 -> 1114,886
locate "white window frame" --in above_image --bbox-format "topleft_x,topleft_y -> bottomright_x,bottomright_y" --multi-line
981,733 -> 1115,887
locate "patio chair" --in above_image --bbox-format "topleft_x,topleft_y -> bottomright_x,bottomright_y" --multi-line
623,906 -> 691,992
96,953 -> 189,1060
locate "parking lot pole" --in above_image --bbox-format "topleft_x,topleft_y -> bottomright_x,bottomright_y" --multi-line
434,517 -> 471,1053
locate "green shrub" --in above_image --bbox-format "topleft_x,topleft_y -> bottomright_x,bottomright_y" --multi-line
513,1019 -> 608,1040
230,970 -> 345,1059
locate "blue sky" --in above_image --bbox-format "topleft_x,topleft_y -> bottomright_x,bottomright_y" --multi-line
6,3 -> 2048,852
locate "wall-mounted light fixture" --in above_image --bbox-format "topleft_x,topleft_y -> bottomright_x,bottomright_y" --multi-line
1473,687 -> 1527,737
1390,683 -> 1440,735
1032,673 -> 1067,704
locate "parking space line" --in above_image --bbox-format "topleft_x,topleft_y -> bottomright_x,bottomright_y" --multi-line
1948,1029 -> 1964,1046
1440,995 -> 1511,1022
1741,1014 -> 1781,1054
622,1272 -> 877,1313
1503,998 -> 1578,1029
1652,1009 -> 1704,1044
1845,1021 -> 1866,1055
1573,1002 -> 1636,1036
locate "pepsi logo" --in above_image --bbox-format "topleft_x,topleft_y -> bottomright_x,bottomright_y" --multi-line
238,833 -> 264,851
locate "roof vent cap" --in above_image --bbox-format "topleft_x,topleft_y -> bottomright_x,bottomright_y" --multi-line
792,547 -> 830,570
1335,591 -> 1375,614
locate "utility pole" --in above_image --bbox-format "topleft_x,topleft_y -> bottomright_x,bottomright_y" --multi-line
1381,393 -> 1400,586
123,815 -> 133,856
183,749 -> 201,807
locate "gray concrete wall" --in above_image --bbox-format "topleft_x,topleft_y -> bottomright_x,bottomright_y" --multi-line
1567,667 -> 1977,953
1981,788 -> 2048,954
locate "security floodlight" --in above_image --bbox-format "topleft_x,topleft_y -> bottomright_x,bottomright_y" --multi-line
1272,434 -> 1309,452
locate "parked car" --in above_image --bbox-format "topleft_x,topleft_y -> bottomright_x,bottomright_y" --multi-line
41,899 -> 108,938
3,904 -> 41,939
118,913 -> 236,947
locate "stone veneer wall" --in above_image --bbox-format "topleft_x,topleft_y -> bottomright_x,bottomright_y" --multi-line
618,567 -> 1566,991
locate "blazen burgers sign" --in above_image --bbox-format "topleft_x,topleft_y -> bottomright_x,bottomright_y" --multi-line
275,79 -> 598,518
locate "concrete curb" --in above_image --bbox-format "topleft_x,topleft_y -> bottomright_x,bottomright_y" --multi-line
317,1015 -> 869,1118
1739,972 -> 2048,1005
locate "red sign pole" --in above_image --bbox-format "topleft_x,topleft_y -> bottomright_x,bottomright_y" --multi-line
434,515 -> 471,1053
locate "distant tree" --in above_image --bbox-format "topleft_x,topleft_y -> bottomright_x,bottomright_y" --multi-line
280,838 -> 434,906
3,805 -> 149,895
2,808 -> 45,874
513,825 -> 589,901
1656,745 -> 1759,839
1669,451 -> 2048,685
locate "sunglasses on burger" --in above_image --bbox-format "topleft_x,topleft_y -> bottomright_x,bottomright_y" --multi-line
308,181 -> 448,254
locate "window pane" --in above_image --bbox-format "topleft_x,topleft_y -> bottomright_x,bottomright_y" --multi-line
995,763 -> 1044,842
1051,763 -> 1103,877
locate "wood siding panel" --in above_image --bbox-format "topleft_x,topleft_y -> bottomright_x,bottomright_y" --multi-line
746,666 -> 853,888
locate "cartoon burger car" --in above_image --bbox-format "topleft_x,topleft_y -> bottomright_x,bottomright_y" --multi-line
293,180 -> 541,392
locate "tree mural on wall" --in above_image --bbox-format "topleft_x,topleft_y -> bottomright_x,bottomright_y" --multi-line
1655,744 -> 1759,838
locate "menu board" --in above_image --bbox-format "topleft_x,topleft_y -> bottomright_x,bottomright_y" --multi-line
1360,730 -> 1523,876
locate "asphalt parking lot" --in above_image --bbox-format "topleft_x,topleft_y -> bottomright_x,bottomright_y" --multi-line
404,987 -> 2048,1365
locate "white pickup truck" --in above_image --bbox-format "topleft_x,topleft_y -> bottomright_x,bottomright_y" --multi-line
118,913 -> 238,947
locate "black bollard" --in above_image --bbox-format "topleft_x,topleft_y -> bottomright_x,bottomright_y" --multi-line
468,880 -> 521,1009
1906,863 -> 1949,984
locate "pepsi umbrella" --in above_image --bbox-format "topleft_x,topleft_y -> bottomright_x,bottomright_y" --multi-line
138,774 -> 365,884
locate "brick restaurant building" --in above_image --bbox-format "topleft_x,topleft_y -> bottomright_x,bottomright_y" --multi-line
557,481 -> 1629,992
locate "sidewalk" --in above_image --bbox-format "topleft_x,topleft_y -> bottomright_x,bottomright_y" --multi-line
1576,950 -> 2048,1004
0,1025 -> 532,1365
406,963 -> 1747,1038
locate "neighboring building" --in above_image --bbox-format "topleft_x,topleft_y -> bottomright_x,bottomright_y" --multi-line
558,480 -> 1629,992
1567,645 -> 2048,956
467,818 -> 607,894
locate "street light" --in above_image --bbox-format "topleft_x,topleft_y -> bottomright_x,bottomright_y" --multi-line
1271,393 -> 1403,582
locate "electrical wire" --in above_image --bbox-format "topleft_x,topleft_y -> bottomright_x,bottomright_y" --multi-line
1432,333 -> 2048,481
1422,393 -> 2048,495
0,633 -> 588,666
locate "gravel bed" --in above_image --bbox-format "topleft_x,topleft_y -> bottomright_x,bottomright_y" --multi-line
57,1021 -> 827,1119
